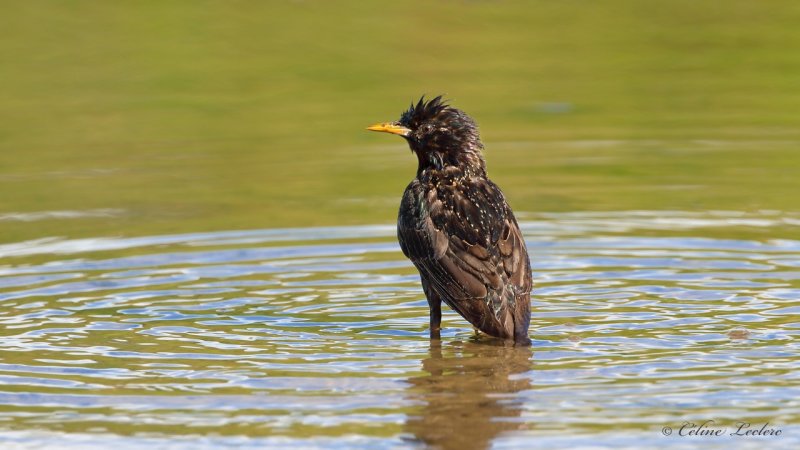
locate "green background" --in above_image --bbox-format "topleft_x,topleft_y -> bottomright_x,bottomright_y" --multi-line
2,1 -> 799,243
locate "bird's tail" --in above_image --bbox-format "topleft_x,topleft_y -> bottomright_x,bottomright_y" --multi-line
511,292 -> 531,345
466,291 -> 530,345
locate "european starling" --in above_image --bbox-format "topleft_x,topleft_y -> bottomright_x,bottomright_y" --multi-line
367,96 -> 532,345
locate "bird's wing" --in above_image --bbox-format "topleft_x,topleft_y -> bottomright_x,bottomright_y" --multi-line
398,178 -> 531,337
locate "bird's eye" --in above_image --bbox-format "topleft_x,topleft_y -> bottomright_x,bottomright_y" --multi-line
422,124 -> 434,133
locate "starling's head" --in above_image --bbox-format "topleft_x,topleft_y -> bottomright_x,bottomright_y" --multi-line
367,96 -> 485,173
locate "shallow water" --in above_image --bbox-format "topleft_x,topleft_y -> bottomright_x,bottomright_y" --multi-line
0,210 -> 798,449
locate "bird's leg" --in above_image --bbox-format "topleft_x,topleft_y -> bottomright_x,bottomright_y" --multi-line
422,280 -> 441,339
429,300 -> 441,339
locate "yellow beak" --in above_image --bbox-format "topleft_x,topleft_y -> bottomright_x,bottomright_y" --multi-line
366,122 -> 411,137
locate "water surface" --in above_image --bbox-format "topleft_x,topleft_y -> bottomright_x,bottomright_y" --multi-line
0,211 -> 797,449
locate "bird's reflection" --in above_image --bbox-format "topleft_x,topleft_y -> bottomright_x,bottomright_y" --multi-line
404,338 -> 533,450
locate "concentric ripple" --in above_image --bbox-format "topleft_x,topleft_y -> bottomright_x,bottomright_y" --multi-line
0,211 -> 798,449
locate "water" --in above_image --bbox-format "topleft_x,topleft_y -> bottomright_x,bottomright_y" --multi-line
0,210 -> 798,449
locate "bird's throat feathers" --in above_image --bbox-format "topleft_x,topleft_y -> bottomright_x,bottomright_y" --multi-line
414,141 -> 487,178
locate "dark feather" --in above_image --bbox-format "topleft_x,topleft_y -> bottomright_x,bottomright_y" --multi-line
379,95 -> 532,344
398,177 -> 531,342
400,95 -> 449,129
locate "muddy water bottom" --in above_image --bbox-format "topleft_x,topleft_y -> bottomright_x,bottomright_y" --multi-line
0,211 -> 798,449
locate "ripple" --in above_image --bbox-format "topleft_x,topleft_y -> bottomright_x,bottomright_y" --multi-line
0,211 -> 798,448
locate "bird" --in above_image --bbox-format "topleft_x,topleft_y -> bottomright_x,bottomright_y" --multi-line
367,96 -> 532,345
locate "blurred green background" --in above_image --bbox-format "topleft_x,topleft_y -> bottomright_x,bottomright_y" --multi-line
1,0 -> 799,243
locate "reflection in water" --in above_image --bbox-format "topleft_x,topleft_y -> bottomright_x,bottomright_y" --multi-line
405,339 -> 532,450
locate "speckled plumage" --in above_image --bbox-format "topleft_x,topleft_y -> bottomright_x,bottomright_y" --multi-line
370,96 -> 532,345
